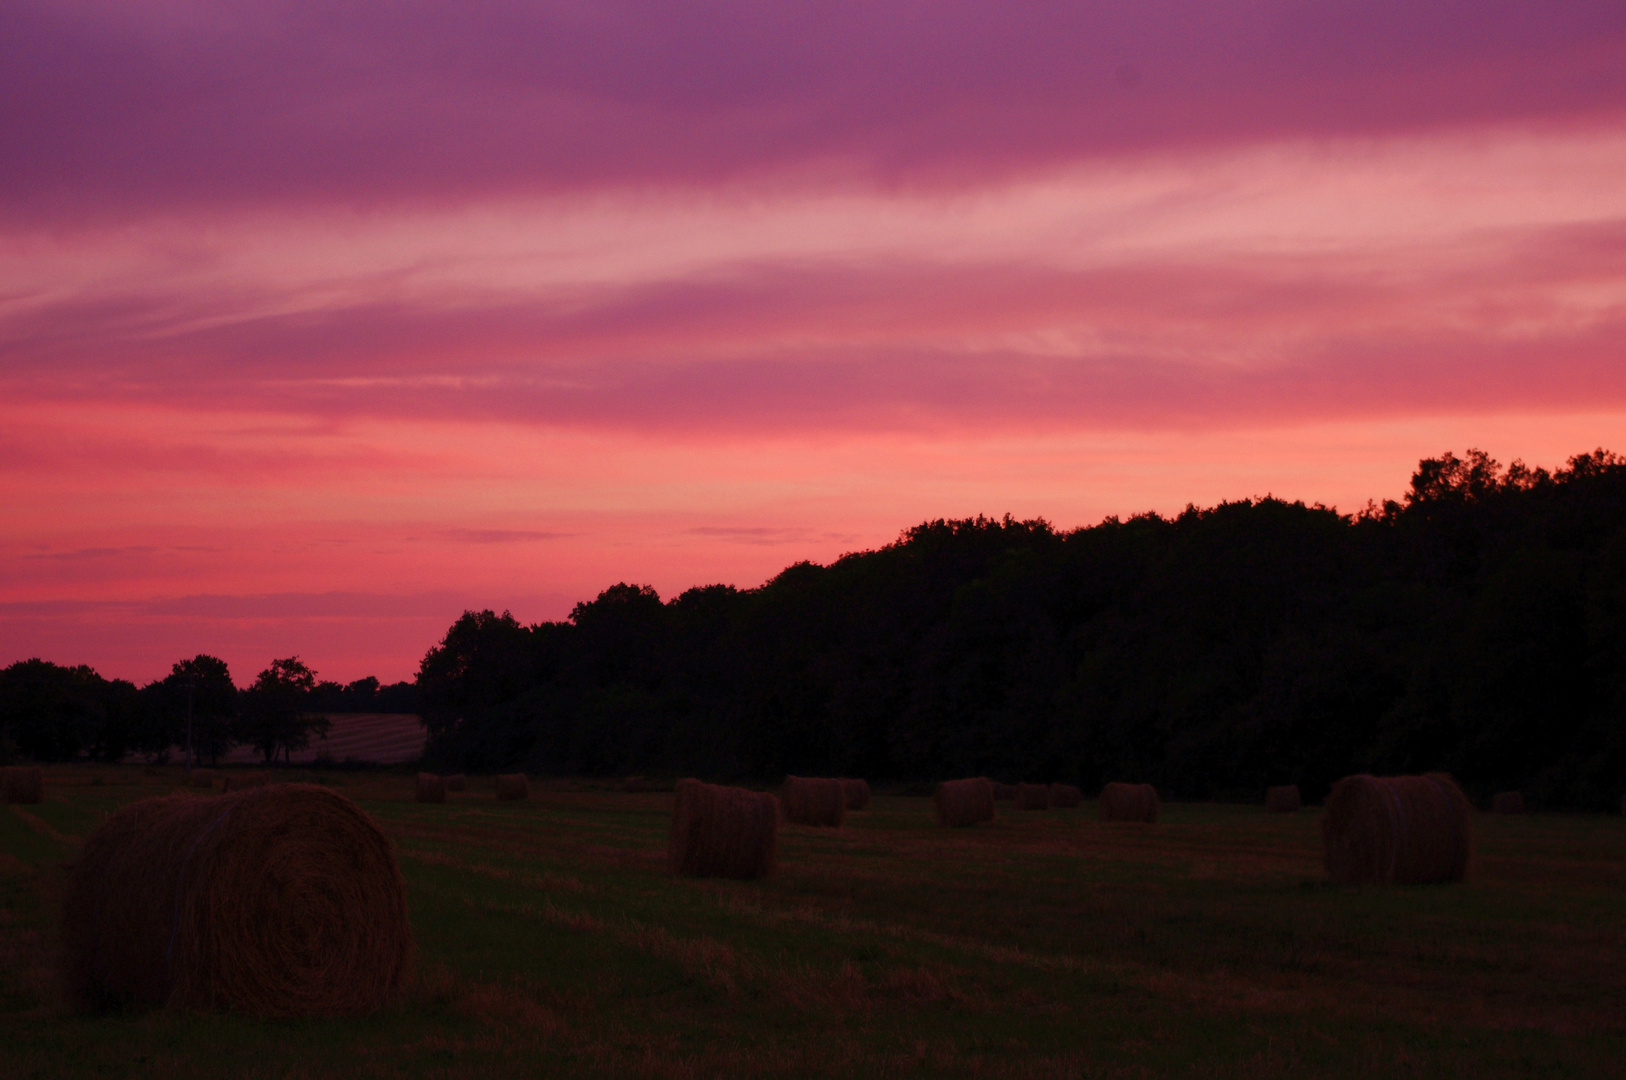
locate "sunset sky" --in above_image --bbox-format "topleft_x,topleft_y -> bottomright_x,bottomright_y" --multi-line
5,1 -> 1626,686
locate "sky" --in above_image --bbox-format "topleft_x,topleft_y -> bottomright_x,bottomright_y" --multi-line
4,0 -> 1626,686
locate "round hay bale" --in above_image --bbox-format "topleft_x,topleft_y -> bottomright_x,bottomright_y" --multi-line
1049,784 -> 1083,808
668,778 -> 778,879
1099,782 -> 1159,823
415,773 -> 446,804
1013,783 -> 1051,810
988,780 -> 1016,801
187,769 -> 216,790
1266,785 -> 1302,813
780,776 -> 845,827
839,778 -> 871,811
1322,773 -> 1473,886
61,783 -> 412,1016
443,774 -> 467,792
1491,791 -> 1524,814
495,773 -> 528,801
934,778 -> 996,827
2,766 -> 43,805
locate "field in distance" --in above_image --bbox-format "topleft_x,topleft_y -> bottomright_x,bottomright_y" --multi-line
3,768 -> 1624,1079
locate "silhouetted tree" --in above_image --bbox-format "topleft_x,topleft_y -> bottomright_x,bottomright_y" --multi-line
147,655 -> 239,766
237,657 -> 327,764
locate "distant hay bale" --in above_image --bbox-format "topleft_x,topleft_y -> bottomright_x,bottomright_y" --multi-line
668,778 -> 778,879
1322,773 -> 1473,886
934,778 -> 996,827
220,774 -> 269,793
60,783 -> 413,1017
1049,784 -> 1083,808
988,781 -> 1016,801
415,773 -> 445,804
780,776 -> 845,826
443,774 -> 466,792
1491,791 -> 1524,814
1099,782 -> 1159,823
625,776 -> 652,793
188,769 -> 216,790
2,766 -> 43,804
1266,785 -> 1302,813
840,778 -> 871,811
1013,783 -> 1051,810
495,773 -> 528,801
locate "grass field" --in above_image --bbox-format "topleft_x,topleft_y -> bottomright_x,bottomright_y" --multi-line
3,767 -> 1624,1079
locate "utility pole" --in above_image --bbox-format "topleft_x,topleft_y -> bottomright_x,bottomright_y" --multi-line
184,674 -> 196,781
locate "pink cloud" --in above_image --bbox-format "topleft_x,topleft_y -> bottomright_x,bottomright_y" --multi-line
6,3 -> 1626,681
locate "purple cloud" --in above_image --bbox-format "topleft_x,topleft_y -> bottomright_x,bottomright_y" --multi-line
3,1 -> 1624,219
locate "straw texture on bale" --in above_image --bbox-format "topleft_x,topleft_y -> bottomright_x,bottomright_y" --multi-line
1266,785 -> 1302,813
1322,773 -> 1473,886
61,783 -> 413,1017
1049,784 -> 1083,808
1492,791 -> 1524,814
934,778 -> 996,827
1099,782 -> 1159,823
415,773 -> 445,804
780,776 -> 845,826
188,770 -> 215,790
2,766 -> 43,804
1013,783 -> 1051,810
840,777 -> 871,810
988,781 -> 1016,801
495,773 -> 528,800
668,779 -> 778,879
443,774 -> 466,792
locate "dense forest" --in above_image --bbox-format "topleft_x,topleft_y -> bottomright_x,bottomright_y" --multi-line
5,448 -> 1624,808
414,449 -> 1626,809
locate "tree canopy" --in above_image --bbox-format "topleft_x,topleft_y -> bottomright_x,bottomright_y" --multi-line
415,449 -> 1626,808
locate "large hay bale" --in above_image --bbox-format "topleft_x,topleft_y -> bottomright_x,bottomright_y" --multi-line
1013,783 -> 1051,810
668,778 -> 778,879
1492,791 -> 1524,814
495,773 -> 528,801
1049,784 -> 1083,808
1322,773 -> 1473,886
1266,785 -> 1302,813
2,766 -> 43,804
61,783 -> 412,1016
988,780 -> 1016,801
443,774 -> 467,792
934,778 -> 996,827
415,773 -> 445,804
188,769 -> 216,790
780,776 -> 845,827
1099,782 -> 1159,823
840,778 -> 871,811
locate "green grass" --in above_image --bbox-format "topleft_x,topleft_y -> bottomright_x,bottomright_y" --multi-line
3,766 -> 1624,1078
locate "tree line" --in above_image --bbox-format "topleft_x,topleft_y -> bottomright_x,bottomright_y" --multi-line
0,656 -> 415,766
415,449 -> 1626,809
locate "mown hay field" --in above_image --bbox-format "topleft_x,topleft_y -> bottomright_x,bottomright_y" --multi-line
3,767 -> 1624,1079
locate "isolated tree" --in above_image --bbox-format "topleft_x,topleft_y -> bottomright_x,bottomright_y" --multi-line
237,657 -> 329,764
146,655 -> 238,766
